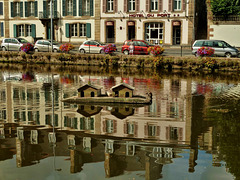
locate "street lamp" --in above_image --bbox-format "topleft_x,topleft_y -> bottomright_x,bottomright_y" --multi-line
50,0 -> 53,52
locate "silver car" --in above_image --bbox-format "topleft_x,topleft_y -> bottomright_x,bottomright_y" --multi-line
34,39 -> 60,52
79,40 -> 105,54
192,40 -> 239,58
1,38 -> 29,51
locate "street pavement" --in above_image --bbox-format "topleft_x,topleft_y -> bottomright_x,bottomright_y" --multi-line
71,45 -> 193,57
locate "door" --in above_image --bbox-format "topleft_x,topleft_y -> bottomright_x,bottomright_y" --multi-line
213,41 -> 225,56
106,26 -> 114,43
173,26 -> 181,45
128,22 -> 135,40
11,38 -> 20,51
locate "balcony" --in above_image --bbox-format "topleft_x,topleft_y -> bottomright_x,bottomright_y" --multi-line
39,11 -> 60,19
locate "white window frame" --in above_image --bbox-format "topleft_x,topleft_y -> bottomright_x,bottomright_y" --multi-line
18,24 -> 24,37
26,24 -> 31,36
15,2 -> 21,16
79,23 -> 86,37
151,0 -> 158,11
107,0 -> 114,12
67,0 -> 73,15
174,0 -> 181,11
106,120 -> 114,133
145,22 -> 163,45
129,0 -> 135,12
29,2 -> 35,16
83,0 -> 90,15
71,23 -> 78,37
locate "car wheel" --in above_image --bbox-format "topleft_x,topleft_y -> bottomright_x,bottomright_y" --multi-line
53,49 -> 58,53
2,47 -> 7,51
100,49 -> 104,54
123,50 -> 129,55
225,52 -> 232,58
34,48 -> 39,52
79,49 -> 85,54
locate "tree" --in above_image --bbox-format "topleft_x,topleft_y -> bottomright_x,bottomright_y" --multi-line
211,0 -> 240,17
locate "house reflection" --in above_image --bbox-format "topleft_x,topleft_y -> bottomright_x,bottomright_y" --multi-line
0,72 -> 227,178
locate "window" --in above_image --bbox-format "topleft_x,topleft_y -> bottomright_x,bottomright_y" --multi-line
11,2 -> 23,17
125,92 -> 129,97
0,2 -> 3,15
145,22 -> 163,45
25,1 -> 37,17
16,24 -> 32,37
151,0 -> 158,11
107,0 -> 114,12
106,120 -> 114,133
83,0 -> 90,15
129,0 -> 135,12
67,0 -> 73,15
148,125 -> 157,136
174,0 -> 181,11
127,123 -> 134,135
71,23 -> 78,37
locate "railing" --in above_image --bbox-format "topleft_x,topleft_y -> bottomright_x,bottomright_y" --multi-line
39,11 -> 60,19
213,15 -> 240,21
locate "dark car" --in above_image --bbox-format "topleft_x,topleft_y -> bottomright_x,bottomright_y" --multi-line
121,40 -> 153,55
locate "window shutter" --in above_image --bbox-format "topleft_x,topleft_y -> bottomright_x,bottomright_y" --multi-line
124,0 -> 127,12
73,0 -> 76,16
43,1 -> 46,16
146,0 -> 149,12
62,0 -> 66,16
1,22 -> 4,37
169,0 -> 172,12
54,0 -> 57,17
65,23 -> 69,38
159,0 -> 163,12
182,0 -> 185,11
157,126 -> 160,136
25,2 -> 28,17
114,0 -> 118,13
79,0 -> 82,16
86,23 -> 91,38
103,0 -> 106,13
13,24 -> 17,37
128,0 -> 130,11
31,24 -> 36,38
35,1 -> 38,17
0,2 -> 3,15
20,2 -> 23,17
90,0 -> 94,16
11,2 -> 14,17
136,0 -> 139,12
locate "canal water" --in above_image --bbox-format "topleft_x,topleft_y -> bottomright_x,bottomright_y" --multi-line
0,65 -> 239,180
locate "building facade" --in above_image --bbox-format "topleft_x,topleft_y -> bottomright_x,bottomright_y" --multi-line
0,0 -> 195,46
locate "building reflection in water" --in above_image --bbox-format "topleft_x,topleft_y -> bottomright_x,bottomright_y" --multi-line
0,71 -> 229,178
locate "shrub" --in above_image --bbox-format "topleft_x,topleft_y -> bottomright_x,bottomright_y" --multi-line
197,47 -> 215,57
59,43 -> 74,53
147,45 -> 165,56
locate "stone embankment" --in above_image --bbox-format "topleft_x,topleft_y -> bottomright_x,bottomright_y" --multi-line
0,51 -> 240,72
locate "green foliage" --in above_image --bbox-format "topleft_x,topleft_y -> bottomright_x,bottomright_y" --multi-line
211,0 -> 240,16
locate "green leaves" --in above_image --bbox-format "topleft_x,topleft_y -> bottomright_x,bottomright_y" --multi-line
211,0 -> 240,16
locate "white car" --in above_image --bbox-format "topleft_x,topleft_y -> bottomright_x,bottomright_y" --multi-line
79,40 -> 105,54
1,38 -> 30,51
34,39 -> 60,52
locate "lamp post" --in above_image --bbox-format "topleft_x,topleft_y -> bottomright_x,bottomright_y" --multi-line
50,0 -> 53,52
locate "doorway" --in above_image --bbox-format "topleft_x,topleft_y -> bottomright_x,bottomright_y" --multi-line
46,22 -> 55,40
106,21 -> 115,43
173,25 -> 181,45
128,21 -> 135,40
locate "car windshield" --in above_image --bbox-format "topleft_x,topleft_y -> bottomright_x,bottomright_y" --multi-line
17,38 -> 28,43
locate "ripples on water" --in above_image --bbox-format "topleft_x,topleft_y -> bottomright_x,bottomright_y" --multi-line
0,66 -> 239,180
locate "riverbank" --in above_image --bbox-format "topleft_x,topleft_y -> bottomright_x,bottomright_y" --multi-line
0,51 -> 240,72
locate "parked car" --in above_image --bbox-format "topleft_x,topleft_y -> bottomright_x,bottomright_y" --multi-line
79,40 -> 105,54
1,38 -> 30,51
192,40 -> 239,58
34,39 -> 60,52
121,40 -> 153,55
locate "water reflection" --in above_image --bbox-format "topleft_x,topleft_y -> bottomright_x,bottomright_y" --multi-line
0,69 -> 238,179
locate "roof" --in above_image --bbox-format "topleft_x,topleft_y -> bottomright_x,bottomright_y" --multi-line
77,84 -> 102,91
111,83 -> 134,91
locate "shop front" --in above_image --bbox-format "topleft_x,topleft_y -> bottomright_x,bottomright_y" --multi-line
144,22 -> 164,45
